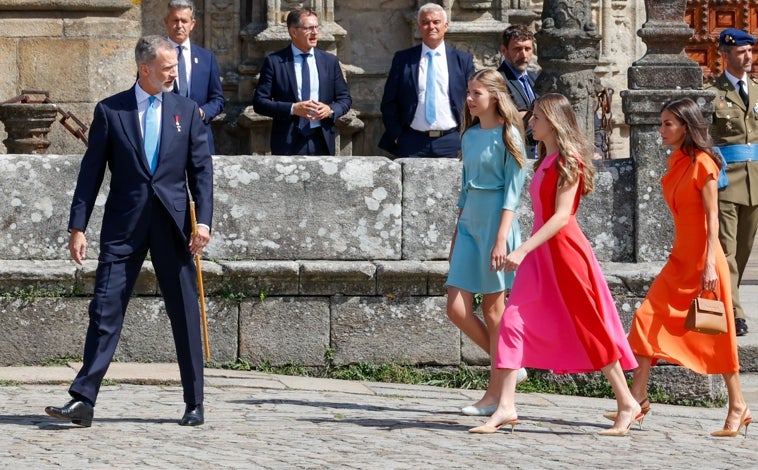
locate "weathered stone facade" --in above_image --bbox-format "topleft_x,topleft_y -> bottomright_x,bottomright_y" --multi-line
0,1 -> 645,159
0,153 -> 640,366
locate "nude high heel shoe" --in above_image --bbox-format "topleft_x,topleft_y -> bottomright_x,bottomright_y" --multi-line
603,397 -> 650,429
597,411 -> 644,437
468,415 -> 519,434
710,409 -> 752,438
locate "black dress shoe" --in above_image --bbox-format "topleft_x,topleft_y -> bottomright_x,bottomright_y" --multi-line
180,404 -> 204,426
44,399 -> 94,427
735,318 -> 748,336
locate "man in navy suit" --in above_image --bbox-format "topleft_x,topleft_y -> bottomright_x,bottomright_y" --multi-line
45,35 -> 213,427
497,24 -> 538,159
164,0 -> 224,154
252,7 -> 352,156
379,2 -> 474,158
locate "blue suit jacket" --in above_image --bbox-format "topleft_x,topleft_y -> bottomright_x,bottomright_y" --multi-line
176,43 -> 224,154
69,86 -> 213,262
497,61 -> 538,157
378,44 -> 474,156
252,46 -> 352,156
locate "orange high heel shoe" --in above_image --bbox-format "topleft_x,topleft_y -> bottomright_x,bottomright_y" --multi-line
468,415 -> 519,434
711,409 -> 752,438
597,411 -> 645,437
603,397 -> 650,429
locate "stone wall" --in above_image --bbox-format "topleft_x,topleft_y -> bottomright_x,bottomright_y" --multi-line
0,154 -> 646,368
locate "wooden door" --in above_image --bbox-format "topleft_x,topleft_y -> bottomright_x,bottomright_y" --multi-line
685,0 -> 758,80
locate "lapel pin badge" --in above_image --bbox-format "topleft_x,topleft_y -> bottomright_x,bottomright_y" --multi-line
174,115 -> 182,133
194,57 -> 198,64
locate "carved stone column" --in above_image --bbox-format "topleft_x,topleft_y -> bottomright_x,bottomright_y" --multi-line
621,0 -> 714,262
534,0 -> 601,146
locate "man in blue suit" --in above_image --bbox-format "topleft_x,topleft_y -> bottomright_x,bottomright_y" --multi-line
497,24 -> 539,159
45,35 -> 213,427
379,2 -> 474,158
252,7 -> 352,156
164,0 -> 224,154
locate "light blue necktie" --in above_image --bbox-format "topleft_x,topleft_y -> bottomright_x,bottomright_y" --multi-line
143,96 -> 159,174
425,51 -> 436,124
177,46 -> 188,97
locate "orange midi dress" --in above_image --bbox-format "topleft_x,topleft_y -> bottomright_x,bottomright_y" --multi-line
627,149 -> 739,374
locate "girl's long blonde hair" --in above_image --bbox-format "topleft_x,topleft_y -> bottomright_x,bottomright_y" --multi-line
532,93 -> 595,195
461,68 -> 526,168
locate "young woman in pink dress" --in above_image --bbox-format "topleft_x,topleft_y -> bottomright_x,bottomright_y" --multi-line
469,93 -> 641,436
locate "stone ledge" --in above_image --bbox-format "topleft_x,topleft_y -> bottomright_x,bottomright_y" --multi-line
299,260 -> 377,295
0,259 -> 449,296
0,259 -> 663,298
0,0 -> 133,11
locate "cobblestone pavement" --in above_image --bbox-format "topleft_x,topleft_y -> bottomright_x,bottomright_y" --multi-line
0,364 -> 756,469
4,282 -> 758,469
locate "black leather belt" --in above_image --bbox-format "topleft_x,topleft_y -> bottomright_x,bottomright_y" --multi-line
412,128 -> 457,138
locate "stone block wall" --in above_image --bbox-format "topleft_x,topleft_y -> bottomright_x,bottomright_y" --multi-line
0,154 -> 646,368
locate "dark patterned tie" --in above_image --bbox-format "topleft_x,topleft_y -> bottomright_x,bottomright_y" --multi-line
177,46 -> 188,97
299,53 -> 311,134
738,80 -> 749,107
519,75 -> 535,104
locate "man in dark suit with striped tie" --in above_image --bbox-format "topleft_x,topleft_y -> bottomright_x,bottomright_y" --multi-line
497,24 -> 539,158
45,35 -> 213,427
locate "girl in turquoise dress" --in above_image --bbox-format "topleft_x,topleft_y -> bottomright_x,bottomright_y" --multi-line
446,68 -> 528,416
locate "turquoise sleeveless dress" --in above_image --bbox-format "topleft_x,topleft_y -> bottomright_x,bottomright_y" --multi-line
446,124 -> 527,293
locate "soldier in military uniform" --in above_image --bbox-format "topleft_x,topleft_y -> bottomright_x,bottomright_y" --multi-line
705,28 -> 758,336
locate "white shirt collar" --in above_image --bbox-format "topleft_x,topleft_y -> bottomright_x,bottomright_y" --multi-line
291,44 -> 314,56
724,69 -> 748,89
421,41 -> 445,57
167,38 -> 191,50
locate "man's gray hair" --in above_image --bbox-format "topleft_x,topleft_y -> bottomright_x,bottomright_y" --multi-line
135,35 -> 174,66
168,0 -> 196,19
418,2 -> 447,24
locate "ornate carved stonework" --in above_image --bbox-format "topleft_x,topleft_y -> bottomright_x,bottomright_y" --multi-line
536,0 -> 601,143
621,0 -> 714,262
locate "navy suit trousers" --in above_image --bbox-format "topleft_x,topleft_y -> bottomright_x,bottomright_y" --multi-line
69,199 -> 204,406
397,129 -> 460,158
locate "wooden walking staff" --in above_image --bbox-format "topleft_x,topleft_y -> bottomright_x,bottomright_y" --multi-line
189,200 -> 211,361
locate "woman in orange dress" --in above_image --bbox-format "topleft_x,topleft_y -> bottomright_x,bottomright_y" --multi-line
625,98 -> 751,437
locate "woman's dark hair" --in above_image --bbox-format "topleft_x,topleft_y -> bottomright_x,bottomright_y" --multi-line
661,98 -> 723,169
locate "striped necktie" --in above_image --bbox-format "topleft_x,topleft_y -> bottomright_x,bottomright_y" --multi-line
177,46 -> 188,97
299,53 -> 312,133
